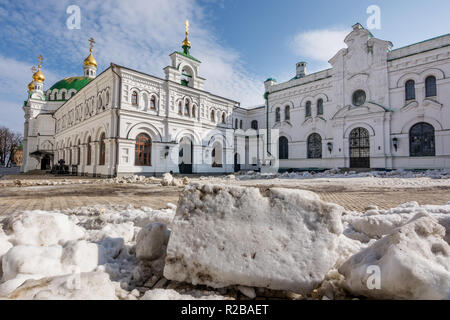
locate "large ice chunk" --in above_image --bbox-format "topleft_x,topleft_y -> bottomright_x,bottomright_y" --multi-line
164,184 -> 343,294
339,214 -> 450,300
5,211 -> 85,246
136,223 -> 170,261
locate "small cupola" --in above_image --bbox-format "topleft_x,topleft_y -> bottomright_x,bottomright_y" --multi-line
83,37 -> 98,78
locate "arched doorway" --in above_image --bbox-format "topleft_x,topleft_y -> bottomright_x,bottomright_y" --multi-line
179,136 -> 193,174
409,122 -> 435,157
349,127 -> 370,168
212,142 -> 223,167
234,153 -> 240,172
278,136 -> 289,160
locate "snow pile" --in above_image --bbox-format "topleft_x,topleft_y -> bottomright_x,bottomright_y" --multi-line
339,214 -> 450,299
101,175 -> 160,185
342,201 -> 450,243
7,272 -> 121,300
0,204 -> 177,300
3,211 -> 85,246
164,183 -> 344,294
237,169 -> 450,181
160,173 -> 187,187
65,204 -> 177,229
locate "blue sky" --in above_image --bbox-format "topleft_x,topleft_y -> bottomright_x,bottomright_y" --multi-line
1,0 -> 449,132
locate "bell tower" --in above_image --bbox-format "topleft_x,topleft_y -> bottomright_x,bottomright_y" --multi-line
164,20 -> 206,90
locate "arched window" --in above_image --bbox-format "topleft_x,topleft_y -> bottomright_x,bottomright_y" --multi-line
99,97 -> 103,109
99,133 -> 106,165
285,106 -> 290,121
410,123 -> 435,157
211,110 -> 215,122
235,119 -> 238,129
240,119 -> 243,129
184,100 -> 190,116
71,92 -> 75,98
317,99 -> 324,116
279,136 -> 289,160
305,101 -> 312,117
425,76 -> 437,97
131,91 -> 138,106
135,133 -> 152,166
86,136 -> 92,165
275,107 -> 281,122
62,92 -> 66,100
251,120 -> 258,130
307,133 -> 322,159
405,80 -> 416,101
150,96 -> 156,109
192,105 -> 196,118
222,113 -> 226,124
178,102 -> 182,114
54,92 -> 58,100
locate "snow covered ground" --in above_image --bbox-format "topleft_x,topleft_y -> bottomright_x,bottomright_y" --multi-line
0,171 -> 449,300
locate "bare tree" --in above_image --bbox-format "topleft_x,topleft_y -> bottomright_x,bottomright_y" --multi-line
0,126 -> 23,167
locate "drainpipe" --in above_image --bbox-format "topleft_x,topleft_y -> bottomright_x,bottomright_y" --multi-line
264,92 -> 272,157
111,63 -> 122,178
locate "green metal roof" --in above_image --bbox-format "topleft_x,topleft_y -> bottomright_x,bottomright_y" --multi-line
175,51 -> 201,63
48,76 -> 93,91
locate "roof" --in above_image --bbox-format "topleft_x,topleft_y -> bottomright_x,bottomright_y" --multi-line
174,51 -> 201,63
48,76 -> 93,92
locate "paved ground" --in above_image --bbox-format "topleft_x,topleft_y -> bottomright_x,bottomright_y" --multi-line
0,173 -> 449,215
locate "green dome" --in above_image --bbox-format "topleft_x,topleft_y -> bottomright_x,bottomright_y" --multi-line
49,76 -> 93,92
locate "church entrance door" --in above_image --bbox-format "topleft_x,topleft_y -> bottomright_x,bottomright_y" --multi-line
349,127 -> 370,168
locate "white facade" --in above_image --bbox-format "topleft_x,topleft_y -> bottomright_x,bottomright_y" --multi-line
21,24 -> 450,176
254,23 -> 450,170
22,40 -> 239,176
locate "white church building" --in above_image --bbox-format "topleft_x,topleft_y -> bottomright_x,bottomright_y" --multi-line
21,23 -> 450,176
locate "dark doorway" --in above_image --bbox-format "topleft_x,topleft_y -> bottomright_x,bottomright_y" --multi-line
41,155 -> 51,170
349,127 -> 370,168
234,153 -> 240,172
179,137 -> 193,174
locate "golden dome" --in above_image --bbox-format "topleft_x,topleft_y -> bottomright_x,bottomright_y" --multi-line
84,37 -> 97,68
84,53 -> 98,67
33,55 -> 45,83
32,68 -> 45,83
27,81 -> 34,92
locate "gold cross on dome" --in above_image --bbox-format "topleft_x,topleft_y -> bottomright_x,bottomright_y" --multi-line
37,55 -> 43,67
89,37 -> 95,52
185,20 -> 189,35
